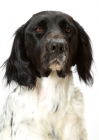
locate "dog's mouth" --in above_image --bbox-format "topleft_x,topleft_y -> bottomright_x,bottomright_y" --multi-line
40,53 -> 69,78
49,58 -> 63,71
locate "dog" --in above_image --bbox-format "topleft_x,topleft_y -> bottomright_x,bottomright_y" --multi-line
0,11 -> 93,140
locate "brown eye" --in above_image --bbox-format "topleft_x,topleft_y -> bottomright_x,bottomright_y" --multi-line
65,28 -> 72,33
34,27 -> 43,33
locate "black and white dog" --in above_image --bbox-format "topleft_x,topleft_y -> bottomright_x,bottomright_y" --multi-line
0,11 -> 93,140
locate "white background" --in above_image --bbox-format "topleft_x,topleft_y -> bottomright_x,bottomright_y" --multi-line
0,0 -> 99,139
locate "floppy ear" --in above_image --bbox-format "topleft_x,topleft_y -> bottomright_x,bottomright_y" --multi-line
74,20 -> 93,86
4,24 -> 36,89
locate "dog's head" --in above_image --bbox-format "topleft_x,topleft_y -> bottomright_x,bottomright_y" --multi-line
4,11 -> 93,88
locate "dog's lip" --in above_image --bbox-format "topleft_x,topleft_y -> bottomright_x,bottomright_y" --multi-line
49,58 -> 62,71
49,58 -> 60,65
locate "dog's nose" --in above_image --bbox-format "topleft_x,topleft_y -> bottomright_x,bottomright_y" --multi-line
48,39 -> 66,54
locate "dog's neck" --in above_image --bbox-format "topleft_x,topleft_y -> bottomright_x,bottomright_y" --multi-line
36,71 -> 73,102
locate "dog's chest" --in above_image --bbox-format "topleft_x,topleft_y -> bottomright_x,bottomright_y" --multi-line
11,73 -> 83,140
16,93 -> 68,140
14,73 -> 72,140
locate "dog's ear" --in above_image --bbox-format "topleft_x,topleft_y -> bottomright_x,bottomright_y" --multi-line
4,23 -> 36,89
74,20 -> 93,86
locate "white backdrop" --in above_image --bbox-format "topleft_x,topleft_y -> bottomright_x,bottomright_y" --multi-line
0,0 -> 99,139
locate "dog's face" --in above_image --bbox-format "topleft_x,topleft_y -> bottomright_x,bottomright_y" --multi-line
4,11 -> 93,88
25,11 -> 78,78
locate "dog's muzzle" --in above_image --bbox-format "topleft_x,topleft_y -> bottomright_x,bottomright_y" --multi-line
46,38 -> 68,71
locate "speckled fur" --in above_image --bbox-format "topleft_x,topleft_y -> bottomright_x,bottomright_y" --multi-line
0,72 -> 87,140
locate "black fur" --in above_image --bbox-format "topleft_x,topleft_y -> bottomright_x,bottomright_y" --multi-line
4,11 -> 93,88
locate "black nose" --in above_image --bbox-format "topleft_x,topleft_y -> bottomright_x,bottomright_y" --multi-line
48,39 -> 66,54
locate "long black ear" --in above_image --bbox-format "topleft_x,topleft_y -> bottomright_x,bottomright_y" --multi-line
74,20 -> 93,86
4,24 -> 36,89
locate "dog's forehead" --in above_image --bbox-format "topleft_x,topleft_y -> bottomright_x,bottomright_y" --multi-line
29,11 -> 73,25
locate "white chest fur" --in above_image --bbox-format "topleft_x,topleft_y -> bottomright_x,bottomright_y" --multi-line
0,72 -> 87,140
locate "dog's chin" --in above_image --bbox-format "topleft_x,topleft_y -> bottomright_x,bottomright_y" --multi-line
49,59 -> 66,78
49,58 -> 62,71
49,63 -> 62,71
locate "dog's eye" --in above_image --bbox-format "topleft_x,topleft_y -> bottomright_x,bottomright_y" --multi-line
65,28 -> 72,33
34,27 -> 43,33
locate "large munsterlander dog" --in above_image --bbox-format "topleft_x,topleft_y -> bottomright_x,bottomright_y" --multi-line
0,11 -> 93,140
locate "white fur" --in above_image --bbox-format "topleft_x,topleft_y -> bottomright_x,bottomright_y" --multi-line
0,71 -> 87,140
